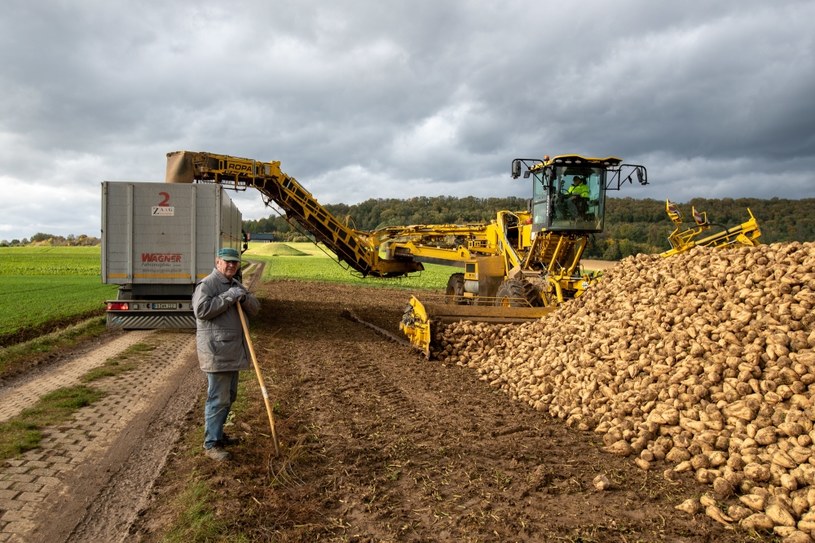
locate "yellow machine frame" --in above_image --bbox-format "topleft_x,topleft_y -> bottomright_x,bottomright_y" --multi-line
164,151 -> 761,358
661,200 -> 761,257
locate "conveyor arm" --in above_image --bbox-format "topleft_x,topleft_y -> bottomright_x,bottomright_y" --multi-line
166,151 -> 422,277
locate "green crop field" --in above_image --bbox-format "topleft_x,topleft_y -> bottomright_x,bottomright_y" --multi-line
0,243 -> 458,341
244,242 -> 461,290
0,242 -> 611,343
0,247 -> 117,338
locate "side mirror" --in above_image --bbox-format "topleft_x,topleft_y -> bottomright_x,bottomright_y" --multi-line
511,159 -> 522,179
636,167 -> 647,185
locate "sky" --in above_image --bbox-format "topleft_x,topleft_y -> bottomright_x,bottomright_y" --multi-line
1,0 -> 814,242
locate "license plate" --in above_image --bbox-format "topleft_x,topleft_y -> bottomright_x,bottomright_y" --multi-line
151,303 -> 179,310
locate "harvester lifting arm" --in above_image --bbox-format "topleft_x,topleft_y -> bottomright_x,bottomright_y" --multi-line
165,151 -> 423,278
660,200 -> 761,257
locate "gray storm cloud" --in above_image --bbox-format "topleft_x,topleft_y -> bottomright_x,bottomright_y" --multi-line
1,0 -> 813,240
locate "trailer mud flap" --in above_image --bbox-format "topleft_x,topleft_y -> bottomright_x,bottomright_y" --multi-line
106,311 -> 195,330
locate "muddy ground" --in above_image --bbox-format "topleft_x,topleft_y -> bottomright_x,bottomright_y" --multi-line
129,279 -> 750,543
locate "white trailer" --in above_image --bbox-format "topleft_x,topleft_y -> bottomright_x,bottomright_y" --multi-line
101,181 -> 243,329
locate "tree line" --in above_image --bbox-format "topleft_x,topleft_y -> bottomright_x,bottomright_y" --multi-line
7,197 -> 811,260
0,232 -> 101,247
244,196 -> 815,260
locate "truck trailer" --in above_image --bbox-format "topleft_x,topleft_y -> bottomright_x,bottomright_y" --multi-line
101,181 -> 244,329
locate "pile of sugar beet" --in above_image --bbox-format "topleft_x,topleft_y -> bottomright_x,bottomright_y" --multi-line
434,241 -> 815,541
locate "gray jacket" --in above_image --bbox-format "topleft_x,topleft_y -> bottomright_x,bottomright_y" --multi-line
192,268 -> 261,372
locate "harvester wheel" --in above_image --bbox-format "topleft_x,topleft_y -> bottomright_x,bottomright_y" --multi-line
495,279 -> 542,308
445,273 -> 468,305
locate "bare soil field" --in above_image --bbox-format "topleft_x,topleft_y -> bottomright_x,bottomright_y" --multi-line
131,279 -> 745,542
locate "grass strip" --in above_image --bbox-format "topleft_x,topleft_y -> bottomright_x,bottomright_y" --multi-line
81,341 -> 156,382
0,339 -> 153,460
0,317 -> 108,380
0,385 -> 105,461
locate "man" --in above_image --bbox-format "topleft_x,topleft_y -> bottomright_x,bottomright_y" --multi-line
192,247 -> 260,461
565,176 -> 590,219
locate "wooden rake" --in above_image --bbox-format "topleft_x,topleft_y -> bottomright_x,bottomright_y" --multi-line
237,303 -> 280,456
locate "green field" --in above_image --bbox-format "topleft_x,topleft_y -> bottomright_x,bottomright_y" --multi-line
0,247 -> 117,338
0,243 -> 458,340
245,242 -> 461,289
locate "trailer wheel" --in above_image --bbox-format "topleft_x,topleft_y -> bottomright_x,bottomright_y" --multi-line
445,273 -> 468,305
495,279 -> 542,308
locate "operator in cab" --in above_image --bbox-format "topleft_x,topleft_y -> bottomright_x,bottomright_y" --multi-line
564,176 -> 590,219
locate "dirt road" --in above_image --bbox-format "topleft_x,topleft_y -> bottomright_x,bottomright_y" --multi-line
0,329 -> 201,543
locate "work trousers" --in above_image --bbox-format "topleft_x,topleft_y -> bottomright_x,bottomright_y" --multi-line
204,371 -> 239,449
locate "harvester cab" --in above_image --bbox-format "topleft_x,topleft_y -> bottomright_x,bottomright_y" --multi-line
512,155 -> 648,233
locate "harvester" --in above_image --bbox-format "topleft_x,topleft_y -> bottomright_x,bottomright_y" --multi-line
389,155 -> 651,355
163,151 -> 760,358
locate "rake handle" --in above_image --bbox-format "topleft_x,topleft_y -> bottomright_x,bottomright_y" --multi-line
238,303 -> 280,456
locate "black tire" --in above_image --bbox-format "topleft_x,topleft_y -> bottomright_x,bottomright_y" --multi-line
445,273 -> 467,305
495,279 -> 542,308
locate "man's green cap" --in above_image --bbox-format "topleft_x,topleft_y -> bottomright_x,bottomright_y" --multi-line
217,248 -> 241,262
